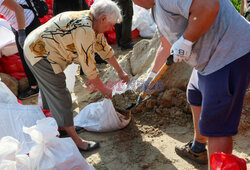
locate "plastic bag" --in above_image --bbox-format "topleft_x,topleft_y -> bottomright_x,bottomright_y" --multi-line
210,152 -> 247,170
0,136 -> 30,170
132,4 -> 156,38
23,117 -> 95,170
64,63 -> 79,92
0,24 -> 15,49
0,103 -> 46,154
74,82 -> 131,132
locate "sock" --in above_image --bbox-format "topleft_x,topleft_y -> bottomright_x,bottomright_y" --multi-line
191,140 -> 206,153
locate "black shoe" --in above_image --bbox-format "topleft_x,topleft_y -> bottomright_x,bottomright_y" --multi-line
59,126 -> 85,137
78,141 -> 100,152
18,87 -> 39,100
120,43 -> 134,51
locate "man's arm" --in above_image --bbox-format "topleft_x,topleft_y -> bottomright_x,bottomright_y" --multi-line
2,0 -> 25,30
138,35 -> 171,91
183,0 -> 220,42
152,36 -> 171,73
107,55 -> 130,83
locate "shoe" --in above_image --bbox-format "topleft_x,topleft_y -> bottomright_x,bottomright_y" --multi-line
120,43 -> 134,51
175,140 -> 208,165
18,87 -> 39,100
78,141 -> 100,152
59,126 -> 85,137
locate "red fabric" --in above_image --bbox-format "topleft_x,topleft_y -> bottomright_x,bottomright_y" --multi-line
38,0 -> 53,24
41,108 -> 52,117
0,14 -> 5,19
8,72 -> 26,80
131,29 -> 139,40
210,152 -> 247,170
17,99 -> 22,104
104,28 -> 140,44
0,65 -> 3,73
85,0 -> 94,7
0,54 -> 25,73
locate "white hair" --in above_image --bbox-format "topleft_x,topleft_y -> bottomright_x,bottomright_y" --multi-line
90,0 -> 122,23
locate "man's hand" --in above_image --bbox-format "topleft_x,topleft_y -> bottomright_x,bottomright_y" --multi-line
170,36 -> 193,63
118,71 -> 130,83
88,76 -> 113,98
18,29 -> 26,48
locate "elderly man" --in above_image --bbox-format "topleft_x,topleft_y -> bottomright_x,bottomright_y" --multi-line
23,0 -> 129,151
133,0 -> 250,167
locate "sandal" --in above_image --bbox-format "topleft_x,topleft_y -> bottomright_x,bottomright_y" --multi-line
78,141 -> 100,152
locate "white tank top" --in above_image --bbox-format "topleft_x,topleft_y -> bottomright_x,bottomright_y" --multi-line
0,0 -> 35,30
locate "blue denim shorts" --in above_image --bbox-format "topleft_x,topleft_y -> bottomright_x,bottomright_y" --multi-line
187,52 -> 250,137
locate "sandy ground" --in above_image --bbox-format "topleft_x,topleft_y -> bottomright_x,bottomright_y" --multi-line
20,37 -> 250,170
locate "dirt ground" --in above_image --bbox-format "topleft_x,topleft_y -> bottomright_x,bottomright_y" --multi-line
20,37 -> 250,170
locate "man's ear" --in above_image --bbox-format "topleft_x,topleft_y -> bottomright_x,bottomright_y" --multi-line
101,15 -> 107,22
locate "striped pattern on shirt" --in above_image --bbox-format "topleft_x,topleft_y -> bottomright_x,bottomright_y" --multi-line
0,0 -> 34,30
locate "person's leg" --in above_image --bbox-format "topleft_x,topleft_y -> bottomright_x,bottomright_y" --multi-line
207,136 -> 232,170
25,58 -> 99,151
114,23 -> 122,46
116,0 -> 133,49
15,17 -> 41,99
191,105 -> 207,144
175,69 -> 208,164
14,31 -> 37,88
198,53 -> 250,169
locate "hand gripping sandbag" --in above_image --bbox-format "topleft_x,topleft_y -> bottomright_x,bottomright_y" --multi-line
0,136 -> 30,170
23,117 -> 95,170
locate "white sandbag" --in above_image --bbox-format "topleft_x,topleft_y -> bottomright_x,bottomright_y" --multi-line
64,63 -> 79,93
0,136 -> 30,170
23,117 -> 95,170
0,79 -> 18,104
0,26 -> 15,49
0,19 -> 12,31
132,4 -> 156,38
74,99 -> 131,132
0,19 -> 18,57
0,103 -> 46,154
74,82 -> 130,132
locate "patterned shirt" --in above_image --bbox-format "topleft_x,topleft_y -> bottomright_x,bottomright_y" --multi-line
0,0 -> 34,30
24,10 -> 114,79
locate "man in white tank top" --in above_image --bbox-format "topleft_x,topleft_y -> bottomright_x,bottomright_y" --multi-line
0,0 -> 41,99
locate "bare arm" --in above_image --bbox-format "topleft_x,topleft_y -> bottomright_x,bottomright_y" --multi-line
88,75 -> 112,98
183,0 -> 220,42
2,0 -> 25,30
107,55 -> 130,83
152,36 -> 171,73
107,55 -> 123,74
